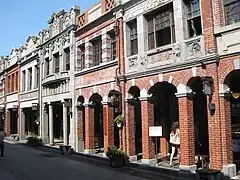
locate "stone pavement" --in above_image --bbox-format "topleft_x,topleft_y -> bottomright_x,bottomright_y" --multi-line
0,142 -> 155,180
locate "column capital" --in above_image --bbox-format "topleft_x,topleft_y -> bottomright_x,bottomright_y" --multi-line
83,102 -> 93,107
175,92 -> 194,98
219,91 -> 231,98
47,102 -> 52,106
139,95 -> 151,101
101,101 -> 109,105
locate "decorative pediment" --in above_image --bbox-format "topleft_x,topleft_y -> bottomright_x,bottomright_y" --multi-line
10,48 -> 19,59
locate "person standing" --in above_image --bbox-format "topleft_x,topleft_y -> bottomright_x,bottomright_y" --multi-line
0,127 -> 5,159
169,122 -> 180,167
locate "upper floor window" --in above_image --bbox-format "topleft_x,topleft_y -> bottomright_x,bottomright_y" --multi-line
11,74 -> 14,92
224,0 -> 240,25
45,57 -> 50,76
22,70 -> 26,91
147,4 -> 175,50
186,0 -> 202,38
28,68 -> 32,90
8,76 -> 10,93
128,20 -> 138,56
76,45 -> 85,71
64,48 -> 70,71
92,38 -> 102,66
15,72 -> 18,91
53,53 -> 60,73
35,65 -> 39,89
109,32 -> 117,61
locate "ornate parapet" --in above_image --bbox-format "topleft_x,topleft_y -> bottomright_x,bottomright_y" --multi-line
126,36 -> 205,73
42,71 -> 70,86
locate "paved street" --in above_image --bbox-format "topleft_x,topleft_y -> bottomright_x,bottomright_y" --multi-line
0,142 -> 150,180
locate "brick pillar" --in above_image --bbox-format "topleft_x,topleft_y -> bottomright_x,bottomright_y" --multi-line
84,102 -> 95,154
139,96 -> 155,165
206,64 -> 222,170
219,93 -> 232,164
5,109 -> 10,136
77,107 -> 85,152
125,98 -> 136,157
176,92 -> 196,172
102,33 -> 111,63
102,101 -> 114,153
219,92 -> 236,177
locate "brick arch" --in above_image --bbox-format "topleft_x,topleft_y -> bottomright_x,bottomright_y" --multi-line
126,81 -> 144,94
218,60 -> 235,84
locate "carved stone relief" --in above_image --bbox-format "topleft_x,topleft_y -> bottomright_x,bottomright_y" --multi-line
128,56 -> 138,70
51,15 -> 60,37
186,38 -> 202,59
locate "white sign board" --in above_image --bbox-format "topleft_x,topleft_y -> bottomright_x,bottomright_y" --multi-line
149,126 -> 162,137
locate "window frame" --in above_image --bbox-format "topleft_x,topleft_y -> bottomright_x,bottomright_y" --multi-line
185,0 -> 202,38
45,57 -> 50,76
128,19 -> 138,56
11,73 -> 14,92
146,5 -> 175,50
92,37 -> 102,66
64,48 -> 70,71
28,67 -> 32,91
224,0 -> 240,25
53,53 -> 60,73
109,31 -> 117,61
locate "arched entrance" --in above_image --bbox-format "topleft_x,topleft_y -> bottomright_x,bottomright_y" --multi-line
128,86 -> 142,155
108,90 -> 120,148
148,82 -> 179,161
90,93 -> 104,153
188,77 -> 209,166
77,96 -> 85,150
224,70 -> 240,171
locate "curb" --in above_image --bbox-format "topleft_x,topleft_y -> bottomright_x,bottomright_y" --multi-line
23,144 -> 198,180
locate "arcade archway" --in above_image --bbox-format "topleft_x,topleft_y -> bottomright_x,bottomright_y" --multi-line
128,86 -> 142,155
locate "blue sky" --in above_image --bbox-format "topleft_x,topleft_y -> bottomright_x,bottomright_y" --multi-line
0,0 -> 98,56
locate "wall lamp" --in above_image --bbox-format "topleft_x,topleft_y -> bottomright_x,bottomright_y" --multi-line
201,76 -> 215,116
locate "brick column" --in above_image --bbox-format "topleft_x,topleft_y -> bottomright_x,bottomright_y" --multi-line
102,101 -> 114,153
125,98 -> 136,157
5,109 -> 10,136
219,92 -> 236,177
77,107 -> 85,152
101,33 -> 111,63
176,92 -> 196,172
85,40 -> 93,68
84,102 -> 95,154
139,96 -> 155,166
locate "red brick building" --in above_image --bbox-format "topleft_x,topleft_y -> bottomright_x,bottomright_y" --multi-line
75,0 -> 122,154
4,48 -> 20,136
74,0 -> 239,177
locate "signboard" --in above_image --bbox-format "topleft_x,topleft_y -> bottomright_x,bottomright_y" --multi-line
149,126 -> 162,137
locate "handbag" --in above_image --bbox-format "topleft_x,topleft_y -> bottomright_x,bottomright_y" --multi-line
170,129 -> 180,145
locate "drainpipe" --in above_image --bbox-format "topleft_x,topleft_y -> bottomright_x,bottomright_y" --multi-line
114,15 -> 126,150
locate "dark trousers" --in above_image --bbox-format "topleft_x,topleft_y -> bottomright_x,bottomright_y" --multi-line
0,142 -> 4,157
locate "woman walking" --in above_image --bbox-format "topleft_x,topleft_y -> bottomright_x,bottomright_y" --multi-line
169,122 -> 180,167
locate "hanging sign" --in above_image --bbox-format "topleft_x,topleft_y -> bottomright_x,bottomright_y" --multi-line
149,126 -> 162,137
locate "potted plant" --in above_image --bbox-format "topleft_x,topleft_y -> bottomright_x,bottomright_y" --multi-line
114,115 -> 123,128
106,145 -> 127,168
